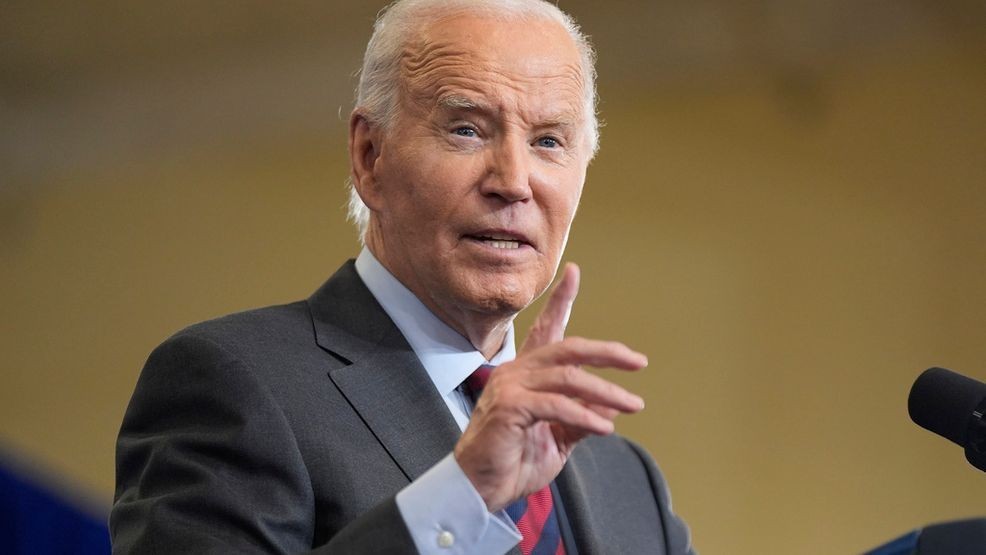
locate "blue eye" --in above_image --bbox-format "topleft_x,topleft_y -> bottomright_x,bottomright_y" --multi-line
536,136 -> 560,148
454,127 -> 477,138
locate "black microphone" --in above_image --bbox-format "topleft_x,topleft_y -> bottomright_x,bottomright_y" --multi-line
909,367 -> 986,472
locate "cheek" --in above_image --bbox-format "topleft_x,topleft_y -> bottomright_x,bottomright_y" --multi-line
535,177 -> 583,261
543,185 -> 582,231
389,165 -> 476,245
409,159 -> 483,215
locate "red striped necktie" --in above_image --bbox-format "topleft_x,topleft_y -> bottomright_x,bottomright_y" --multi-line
465,365 -> 567,555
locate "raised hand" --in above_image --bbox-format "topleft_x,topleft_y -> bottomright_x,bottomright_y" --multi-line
454,263 -> 648,512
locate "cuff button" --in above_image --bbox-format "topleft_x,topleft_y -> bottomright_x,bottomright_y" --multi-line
437,530 -> 455,548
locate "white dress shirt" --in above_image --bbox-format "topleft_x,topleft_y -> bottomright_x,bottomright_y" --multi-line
354,248 -> 522,554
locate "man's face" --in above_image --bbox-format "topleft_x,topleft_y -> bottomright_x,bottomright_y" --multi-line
359,13 -> 589,332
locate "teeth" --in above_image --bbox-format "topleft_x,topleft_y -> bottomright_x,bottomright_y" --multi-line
482,239 -> 520,249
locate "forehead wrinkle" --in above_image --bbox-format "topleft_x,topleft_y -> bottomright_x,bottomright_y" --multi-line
409,50 -> 584,95
400,44 -> 485,108
401,40 -> 472,79
416,63 -> 584,117
398,29 -> 587,129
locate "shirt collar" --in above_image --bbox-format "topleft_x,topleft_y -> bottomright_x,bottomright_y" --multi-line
354,248 -> 516,397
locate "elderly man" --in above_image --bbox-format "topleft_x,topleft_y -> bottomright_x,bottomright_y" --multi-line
111,0 -> 693,553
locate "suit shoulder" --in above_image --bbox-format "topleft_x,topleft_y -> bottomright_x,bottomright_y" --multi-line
170,300 -> 311,346
573,434 -> 673,489
137,299 -> 338,405
578,433 -> 644,462
148,300 -> 321,374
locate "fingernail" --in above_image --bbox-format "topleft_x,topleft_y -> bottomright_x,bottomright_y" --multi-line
635,395 -> 645,410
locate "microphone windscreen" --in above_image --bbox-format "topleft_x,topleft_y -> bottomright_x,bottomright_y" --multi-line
909,367 -> 986,447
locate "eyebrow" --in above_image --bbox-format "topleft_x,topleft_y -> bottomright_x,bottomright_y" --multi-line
436,94 -> 488,112
436,94 -> 580,129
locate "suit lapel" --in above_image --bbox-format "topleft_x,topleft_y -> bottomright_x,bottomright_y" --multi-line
555,454 -> 603,554
308,261 -> 461,482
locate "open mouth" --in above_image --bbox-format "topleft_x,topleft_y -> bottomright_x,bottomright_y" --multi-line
465,232 -> 532,251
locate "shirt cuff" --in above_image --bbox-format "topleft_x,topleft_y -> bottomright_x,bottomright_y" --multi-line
395,453 -> 521,555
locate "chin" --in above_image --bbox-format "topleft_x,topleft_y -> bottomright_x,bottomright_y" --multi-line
470,294 -> 528,317
462,275 -> 542,317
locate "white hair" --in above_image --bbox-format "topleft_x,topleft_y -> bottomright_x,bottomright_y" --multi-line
346,0 -> 599,243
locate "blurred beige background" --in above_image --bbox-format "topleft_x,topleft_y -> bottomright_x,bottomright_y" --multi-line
2,1 -> 985,552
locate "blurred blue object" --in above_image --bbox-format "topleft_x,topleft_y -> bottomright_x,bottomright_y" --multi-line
0,460 -> 110,555
864,529 -> 920,555
863,519 -> 986,555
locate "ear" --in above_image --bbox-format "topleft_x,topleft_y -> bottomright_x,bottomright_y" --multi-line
348,111 -> 384,211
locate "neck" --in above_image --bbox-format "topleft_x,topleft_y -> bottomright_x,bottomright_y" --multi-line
458,316 -> 512,360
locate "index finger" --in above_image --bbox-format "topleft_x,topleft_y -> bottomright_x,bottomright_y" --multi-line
530,336 -> 648,371
522,262 -> 580,351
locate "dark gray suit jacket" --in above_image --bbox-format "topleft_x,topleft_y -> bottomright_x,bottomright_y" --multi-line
111,261 -> 694,554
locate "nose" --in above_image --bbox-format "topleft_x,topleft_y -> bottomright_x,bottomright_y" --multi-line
480,134 -> 533,203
